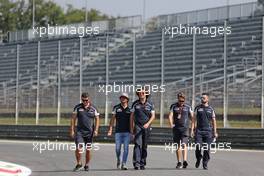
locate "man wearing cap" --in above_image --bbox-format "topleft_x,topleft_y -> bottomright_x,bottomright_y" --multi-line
108,93 -> 131,170
130,87 -> 155,170
168,92 -> 194,169
70,92 -> 100,172
192,93 -> 218,170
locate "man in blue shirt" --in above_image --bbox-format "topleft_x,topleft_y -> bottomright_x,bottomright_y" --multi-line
168,92 -> 194,169
130,87 -> 155,170
108,93 -> 131,170
192,93 -> 218,170
70,92 -> 100,172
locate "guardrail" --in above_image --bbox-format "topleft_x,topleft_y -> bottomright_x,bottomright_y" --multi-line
0,125 -> 263,150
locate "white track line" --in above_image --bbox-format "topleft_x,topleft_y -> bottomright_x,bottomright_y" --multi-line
0,139 -> 263,153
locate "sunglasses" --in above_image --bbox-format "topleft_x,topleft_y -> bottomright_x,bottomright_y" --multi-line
82,99 -> 89,102
179,100 -> 185,103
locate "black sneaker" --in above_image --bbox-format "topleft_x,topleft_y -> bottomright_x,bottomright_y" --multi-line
73,164 -> 82,171
176,162 -> 182,169
140,166 -> 145,170
195,158 -> 201,168
134,166 -> 139,170
84,165 -> 89,171
117,160 -> 121,169
203,163 -> 208,170
183,161 -> 188,169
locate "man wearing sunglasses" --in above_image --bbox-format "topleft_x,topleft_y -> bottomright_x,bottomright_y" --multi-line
107,93 -> 131,170
168,92 -> 194,169
130,87 -> 155,170
192,93 -> 218,170
70,92 -> 100,172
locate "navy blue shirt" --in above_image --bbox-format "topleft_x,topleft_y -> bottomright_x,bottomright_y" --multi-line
170,103 -> 193,129
112,104 -> 131,133
131,99 -> 155,127
194,104 -> 216,131
73,103 -> 99,137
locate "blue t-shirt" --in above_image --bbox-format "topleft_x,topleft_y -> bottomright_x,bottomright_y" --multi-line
194,104 -> 216,131
73,103 -> 99,137
170,103 -> 193,129
131,99 -> 155,127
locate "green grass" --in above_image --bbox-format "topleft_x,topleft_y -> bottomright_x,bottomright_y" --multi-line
0,117 -> 261,128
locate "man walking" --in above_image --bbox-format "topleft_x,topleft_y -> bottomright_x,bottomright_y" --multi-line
108,93 -> 131,170
130,87 -> 155,170
70,92 -> 100,171
168,92 -> 194,169
192,93 -> 218,170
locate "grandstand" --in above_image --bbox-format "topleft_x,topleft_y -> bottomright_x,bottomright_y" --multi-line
0,2 -> 263,126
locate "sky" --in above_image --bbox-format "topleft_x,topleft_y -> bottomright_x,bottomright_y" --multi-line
53,0 -> 257,19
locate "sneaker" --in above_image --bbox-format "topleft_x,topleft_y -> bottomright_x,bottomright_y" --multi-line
117,160 -> 121,169
121,164 -> 128,170
140,166 -> 145,170
73,164 -> 82,171
176,162 -> 182,169
183,161 -> 188,169
195,158 -> 201,168
134,166 -> 139,170
203,163 -> 208,170
84,165 -> 89,171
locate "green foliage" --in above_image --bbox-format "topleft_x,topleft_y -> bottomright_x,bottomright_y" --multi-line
0,0 -> 110,34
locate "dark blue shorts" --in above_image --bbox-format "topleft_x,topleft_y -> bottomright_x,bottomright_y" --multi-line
74,132 -> 93,148
172,127 -> 188,144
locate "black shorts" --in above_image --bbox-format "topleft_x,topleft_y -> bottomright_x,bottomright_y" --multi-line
172,127 -> 188,144
74,132 -> 93,148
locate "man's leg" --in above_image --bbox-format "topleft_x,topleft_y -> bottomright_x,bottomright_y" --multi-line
202,131 -> 213,170
195,130 -> 203,168
73,134 -> 84,171
182,134 -> 189,168
140,128 -> 149,168
121,132 -> 130,170
133,126 -> 142,169
115,133 -> 122,168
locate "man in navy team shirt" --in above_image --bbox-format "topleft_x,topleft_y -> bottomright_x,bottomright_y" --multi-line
130,87 -> 155,170
70,92 -> 100,172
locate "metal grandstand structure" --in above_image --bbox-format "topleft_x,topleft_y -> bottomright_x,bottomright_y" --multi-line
0,2 -> 263,128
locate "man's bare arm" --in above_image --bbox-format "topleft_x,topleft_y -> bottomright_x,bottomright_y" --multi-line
130,112 -> 134,134
168,111 -> 174,128
108,115 -> 116,136
70,113 -> 77,138
94,116 -> 100,136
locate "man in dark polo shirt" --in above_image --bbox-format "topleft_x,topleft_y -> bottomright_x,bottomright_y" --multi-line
107,93 -> 131,170
168,92 -> 194,169
130,87 -> 155,170
192,93 -> 218,170
70,92 -> 100,172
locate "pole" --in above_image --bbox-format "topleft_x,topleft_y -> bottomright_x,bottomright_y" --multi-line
192,33 -> 196,110
57,41 -> 61,125
15,44 -> 20,125
32,0 -> 35,28
160,29 -> 164,127
80,38 -> 83,101
223,20 -> 228,128
261,17 -> 264,128
36,41 -> 40,125
133,32 -> 136,101
105,33 -> 109,125
85,0 -> 88,22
